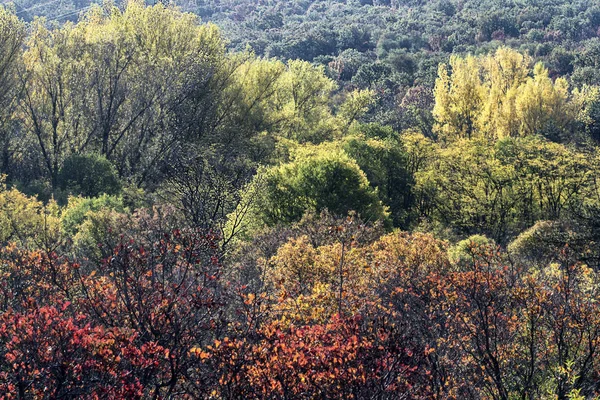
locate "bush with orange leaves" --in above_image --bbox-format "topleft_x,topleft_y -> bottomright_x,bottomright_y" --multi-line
1,210 -> 600,399
196,226 -> 450,399
201,314 -> 430,399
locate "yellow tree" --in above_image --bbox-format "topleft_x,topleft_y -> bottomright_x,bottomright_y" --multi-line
515,63 -> 573,140
479,48 -> 531,138
433,48 -> 579,142
433,54 -> 484,140
265,229 -> 449,325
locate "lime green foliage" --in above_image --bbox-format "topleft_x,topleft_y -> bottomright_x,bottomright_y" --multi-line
242,145 -> 389,229
19,3 -> 360,189
275,60 -> 338,142
448,234 -> 496,266
0,7 -> 24,163
337,89 -> 375,132
401,130 -> 436,176
477,48 -> 531,139
57,154 -> 121,198
61,194 -> 125,236
72,207 -> 127,262
515,63 -> 573,141
250,126 -> 412,228
0,8 -> 23,80
572,84 -> 600,142
21,0 -> 227,184
416,135 -> 594,242
0,179 -> 61,248
6,0 -> 600,260
234,57 -> 367,143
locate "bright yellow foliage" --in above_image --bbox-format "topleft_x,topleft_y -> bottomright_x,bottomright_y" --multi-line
433,54 -> 484,139
433,47 -> 579,141
0,180 -> 61,248
515,63 -> 572,138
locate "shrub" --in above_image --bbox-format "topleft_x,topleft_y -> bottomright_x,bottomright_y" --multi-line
57,154 -> 121,198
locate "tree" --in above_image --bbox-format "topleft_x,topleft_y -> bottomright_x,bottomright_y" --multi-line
20,1 -> 229,186
515,63 -> 574,141
342,130 -> 414,227
433,54 -> 484,139
478,48 -> 531,139
0,182 -> 61,249
433,48 -> 579,142
57,153 -> 121,198
414,136 -> 593,242
0,7 -> 25,174
159,148 -> 255,248
75,228 -> 225,397
273,60 -> 338,143
243,146 -> 390,229
60,193 -> 125,237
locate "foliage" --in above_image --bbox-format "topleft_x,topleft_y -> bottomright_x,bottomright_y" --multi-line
61,194 -> 125,237
448,234 -> 496,265
414,135 -> 595,242
0,186 -> 599,397
0,180 -> 61,248
57,153 -> 121,198
3,1 -> 600,398
342,129 -> 414,227
244,145 -> 390,228
19,1 -> 228,186
0,7 -> 24,174
433,48 -> 578,141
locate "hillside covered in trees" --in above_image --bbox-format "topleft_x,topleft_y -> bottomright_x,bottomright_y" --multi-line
13,0 -> 600,131
2,0 -> 600,398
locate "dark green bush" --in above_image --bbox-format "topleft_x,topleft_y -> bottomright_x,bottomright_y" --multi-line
57,154 -> 121,198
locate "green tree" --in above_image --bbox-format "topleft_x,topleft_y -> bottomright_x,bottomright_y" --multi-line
415,136 -> 593,242
274,60 -> 338,143
57,153 -> 121,198
20,1 -> 228,186
342,129 -> 413,227
242,146 -> 389,230
61,194 -> 125,237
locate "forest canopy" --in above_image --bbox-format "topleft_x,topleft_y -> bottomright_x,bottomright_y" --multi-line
1,0 -> 600,398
